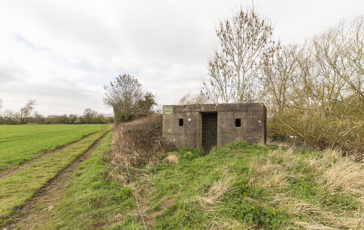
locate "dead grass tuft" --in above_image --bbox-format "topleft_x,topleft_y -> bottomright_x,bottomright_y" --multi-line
208,217 -> 246,230
304,149 -> 364,213
306,149 -> 340,169
318,150 -> 364,194
249,163 -> 288,188
294,221 -> 339,230
198,175 -> 233,208
276,194 -> 364,229
295,212 -> 364,230
248,148 -> 299,188
166,154 -> 179,164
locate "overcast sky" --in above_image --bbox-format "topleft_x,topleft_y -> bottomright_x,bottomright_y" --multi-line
0,0 -> 363,115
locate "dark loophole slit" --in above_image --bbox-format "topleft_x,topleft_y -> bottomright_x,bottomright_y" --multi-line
235,119 -> 241,127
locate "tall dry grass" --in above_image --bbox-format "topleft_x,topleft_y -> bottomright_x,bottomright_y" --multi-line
249,147 -> 364,229
311,150 -> 364,195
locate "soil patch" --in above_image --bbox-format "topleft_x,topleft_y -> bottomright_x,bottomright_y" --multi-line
146,199 -> 175,222
0,132 -> 97,179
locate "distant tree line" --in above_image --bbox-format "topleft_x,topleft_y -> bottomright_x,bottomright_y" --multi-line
0,99 -> 113,125
180,8 -> 364,156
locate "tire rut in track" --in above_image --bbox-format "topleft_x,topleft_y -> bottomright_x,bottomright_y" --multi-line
0,132 -> 98,179
4,130 -> 110,230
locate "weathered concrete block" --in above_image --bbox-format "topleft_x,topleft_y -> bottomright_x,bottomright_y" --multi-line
162,103 -> 266,151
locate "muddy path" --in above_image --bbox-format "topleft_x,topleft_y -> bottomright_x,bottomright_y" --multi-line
0,132 -> 98,179
4,131 -> 110,230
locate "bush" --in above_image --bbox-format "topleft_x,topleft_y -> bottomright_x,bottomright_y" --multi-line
112,114 -> 175,166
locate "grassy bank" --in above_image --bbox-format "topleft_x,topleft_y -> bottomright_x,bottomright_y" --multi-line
116,142 -> 363,229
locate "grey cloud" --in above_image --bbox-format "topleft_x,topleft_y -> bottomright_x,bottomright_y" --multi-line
0,65 -> 27,83
1,79 -> 108,115
1,0 -> 363,115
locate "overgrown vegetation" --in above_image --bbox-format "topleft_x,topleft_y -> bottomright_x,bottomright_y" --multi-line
264,21 -> 364,156
182,7 -> 364,157
112,114 -> 174,167
115,142 -> 363,229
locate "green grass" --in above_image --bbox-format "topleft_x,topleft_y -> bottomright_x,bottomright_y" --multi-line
116,142 -> 363,229
1,125 -> 361,229
47,131 -> 136,229
0,124 -> 108,172
0,129 -> 109,224
141,143 -> 277,229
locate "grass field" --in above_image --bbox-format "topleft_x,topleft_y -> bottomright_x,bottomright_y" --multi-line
47,131 -> 135,229
0,124 -> 107,173
6,131 -> 133,229
0,124 -> 112,226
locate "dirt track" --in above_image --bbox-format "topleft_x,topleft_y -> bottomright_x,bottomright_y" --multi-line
0,132 -> 97,179
4,131 -> 109,230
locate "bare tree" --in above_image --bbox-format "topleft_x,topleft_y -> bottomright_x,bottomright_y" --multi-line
264,18 -> 364,154
346,17 -> 364,99
261,45 -> 298,112
202,8 -> 275,103
104,74 -> 156,123
83,108 -> 98,124
179,91 -> 209,105
18,100 -> 37,124
3,110 -> 18,124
